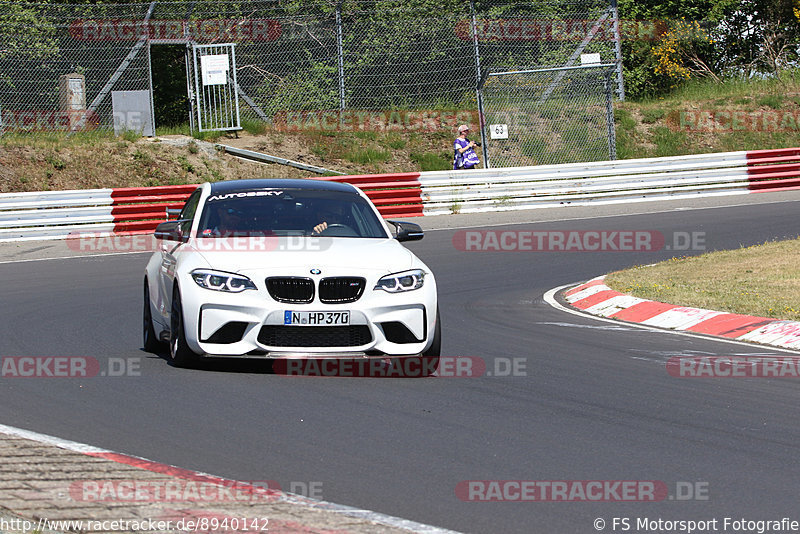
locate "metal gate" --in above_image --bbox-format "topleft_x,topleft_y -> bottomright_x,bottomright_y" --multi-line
479,64 -> 617,169
188,43 -> 241,133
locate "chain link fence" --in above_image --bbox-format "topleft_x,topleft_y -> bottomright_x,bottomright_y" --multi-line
481,64 -> 617,168
0,0 -> 623,167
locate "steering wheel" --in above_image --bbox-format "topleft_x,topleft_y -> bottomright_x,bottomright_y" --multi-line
316,223 -> 358,237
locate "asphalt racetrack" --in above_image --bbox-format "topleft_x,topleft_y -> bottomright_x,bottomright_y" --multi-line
2,192 -> 800,533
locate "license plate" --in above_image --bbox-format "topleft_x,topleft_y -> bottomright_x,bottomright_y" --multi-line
284,311 -> 350,326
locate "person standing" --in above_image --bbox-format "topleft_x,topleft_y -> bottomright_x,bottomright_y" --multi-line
453,124 -> 480,170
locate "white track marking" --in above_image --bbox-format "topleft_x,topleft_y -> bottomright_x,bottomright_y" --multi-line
0,423 -> 462,534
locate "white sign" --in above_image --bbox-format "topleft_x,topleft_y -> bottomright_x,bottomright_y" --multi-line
489,124 -> 508,139
200,54 -> 229,86
580,53 -> 601,65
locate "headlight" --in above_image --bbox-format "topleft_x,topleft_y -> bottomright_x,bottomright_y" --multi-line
374,269 -> 425,293
191,269 -> 256,293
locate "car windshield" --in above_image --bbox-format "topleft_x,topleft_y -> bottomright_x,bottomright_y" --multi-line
196,188 -> 389,239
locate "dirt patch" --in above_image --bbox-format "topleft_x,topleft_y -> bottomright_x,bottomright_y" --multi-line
0,127 -> 458,193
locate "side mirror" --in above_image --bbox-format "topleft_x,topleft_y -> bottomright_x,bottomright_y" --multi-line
154,220 -> 187,242
387,220 -> 424,242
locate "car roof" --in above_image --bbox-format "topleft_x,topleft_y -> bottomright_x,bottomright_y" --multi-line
208,179 -> 358,195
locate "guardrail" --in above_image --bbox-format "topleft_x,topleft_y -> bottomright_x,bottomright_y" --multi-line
0,147 -> 797,242
419,150 -> 763,215
0,185 -> 196,241
0,173 -> 422,241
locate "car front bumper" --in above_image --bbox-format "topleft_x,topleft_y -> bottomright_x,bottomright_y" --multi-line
179,272 -> 437,358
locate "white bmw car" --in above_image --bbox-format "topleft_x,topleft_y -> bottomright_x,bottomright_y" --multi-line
143,179 -> 439,369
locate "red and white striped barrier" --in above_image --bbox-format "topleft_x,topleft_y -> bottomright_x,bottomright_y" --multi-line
746,147 -> 800,192
0,185 -> 197,241
565,276 -> 800,351
0,147 -> 798,242
320,172 -> 423,218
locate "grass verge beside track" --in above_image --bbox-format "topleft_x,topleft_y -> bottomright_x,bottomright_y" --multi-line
605,237 -> 800,322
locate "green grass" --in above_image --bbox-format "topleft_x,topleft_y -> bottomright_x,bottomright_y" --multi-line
241,118 -> 267,136
310,143 -> 330,159
637,70 -> 800,106
640,107 -> 666,124
354,131 -> 378,141
176,155 -> 196,174
44,154 -> 66,170
343,147 -> 391,165
155,123 -> 222,142
382,134 -> 407,150
411,151 -> 451,171
120,129 -> 140,142
132,149 -> 152,163
520,136 -> 548,158
614,108 -> 640,160
192,130 -> 222,142
155,124 -> 191,136
613,70 -> 800,159
650,126 -> 690,157
429,130 -> 453,141
614,108 -> 637,131
756,94 -> 784,110
606,238 -> 800,322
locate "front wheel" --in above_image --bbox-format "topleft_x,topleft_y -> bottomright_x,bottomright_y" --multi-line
170,287 -> 199,368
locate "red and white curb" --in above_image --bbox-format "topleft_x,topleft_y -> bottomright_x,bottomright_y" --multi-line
558,276 -> 800,351
0,423 -> 460,534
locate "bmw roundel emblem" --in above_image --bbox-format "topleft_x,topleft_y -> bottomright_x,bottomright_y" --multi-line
310,268 -> 321,275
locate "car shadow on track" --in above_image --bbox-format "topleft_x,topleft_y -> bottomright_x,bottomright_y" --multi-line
145,348 -> 438,377
147,349 -> 275,374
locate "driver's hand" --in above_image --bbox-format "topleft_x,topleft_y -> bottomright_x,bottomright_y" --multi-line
312,221 -> 328,234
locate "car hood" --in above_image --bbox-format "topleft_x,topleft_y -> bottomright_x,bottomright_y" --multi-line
187,237 -> 418,275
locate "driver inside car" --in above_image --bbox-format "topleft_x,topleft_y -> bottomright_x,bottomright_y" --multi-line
311,203 -> 348,235
204,205 -> 247,237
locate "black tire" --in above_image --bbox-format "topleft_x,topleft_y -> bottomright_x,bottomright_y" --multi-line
169,287 -> 199,368
143,279 -> 166,353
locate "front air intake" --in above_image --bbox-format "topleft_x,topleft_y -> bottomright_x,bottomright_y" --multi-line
258,325 -> 372,347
